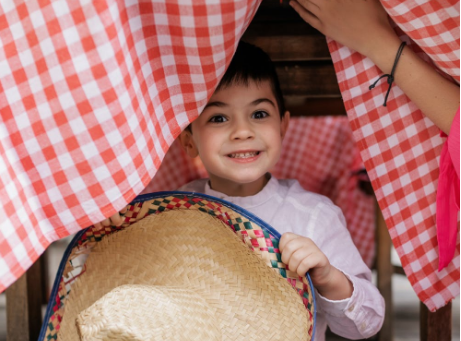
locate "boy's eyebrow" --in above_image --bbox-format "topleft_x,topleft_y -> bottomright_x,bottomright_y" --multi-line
249,98 -> 276,108
204,98 -> 276,109
204,101 -> 228,109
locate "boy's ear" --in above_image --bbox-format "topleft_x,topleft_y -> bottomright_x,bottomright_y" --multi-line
281,111 -> 290,139
178,129 -> 199,158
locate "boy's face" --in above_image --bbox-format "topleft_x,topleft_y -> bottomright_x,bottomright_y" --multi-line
179,80 -> 290,196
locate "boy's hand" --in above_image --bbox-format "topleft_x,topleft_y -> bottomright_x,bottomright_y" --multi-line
93,207 -> 127,231
280,232 -> 353,300
280,232 -> 332,286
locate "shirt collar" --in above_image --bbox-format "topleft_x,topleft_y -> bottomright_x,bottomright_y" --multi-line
204,174 -> 278,208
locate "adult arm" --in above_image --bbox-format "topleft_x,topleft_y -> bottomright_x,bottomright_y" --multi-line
290,0 -> 460,134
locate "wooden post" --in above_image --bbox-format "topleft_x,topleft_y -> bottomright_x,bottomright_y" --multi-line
376,203 -> 393,341
420,301 -> 452,341
6,256 -> 44,341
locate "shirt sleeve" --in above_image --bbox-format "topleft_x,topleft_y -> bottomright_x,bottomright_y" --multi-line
307,201 -> 385,339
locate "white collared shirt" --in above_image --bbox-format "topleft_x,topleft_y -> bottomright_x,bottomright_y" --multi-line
179,176 -> 385,341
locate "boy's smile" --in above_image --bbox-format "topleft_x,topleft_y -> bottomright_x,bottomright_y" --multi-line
179,80 -> 290,197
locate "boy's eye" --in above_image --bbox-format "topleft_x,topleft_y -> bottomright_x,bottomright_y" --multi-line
252,110 -> 269,119
209,115 -> 228,123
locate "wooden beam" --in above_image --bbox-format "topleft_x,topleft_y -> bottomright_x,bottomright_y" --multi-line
376,204 -> 393,341
242,34 -> 331,62
6,256 -> 44,341
285,96 -> 346,117
276,62 -> 341,96
420,301 -> 452,341
243,22 -> 329,62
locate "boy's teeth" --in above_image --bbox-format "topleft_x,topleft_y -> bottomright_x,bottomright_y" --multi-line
229,152 -> 258,158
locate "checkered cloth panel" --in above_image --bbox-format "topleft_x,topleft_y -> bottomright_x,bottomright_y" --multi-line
0,0 -> 261,292
327,0 -> 460,311
382,0 -> 459,83
143,116 -> 376,267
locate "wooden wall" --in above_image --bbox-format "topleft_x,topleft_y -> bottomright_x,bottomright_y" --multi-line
242,0 -> 347,117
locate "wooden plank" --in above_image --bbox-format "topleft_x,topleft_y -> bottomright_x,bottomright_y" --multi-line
242,33 -> 331,61
392,265 -> 406,276
376,204 -> 393,341
254,0 -> 304,22
275,62 -> 341,96
244,3 -> 329,62
6,257 -> 44,341
420,301 -> 452,341
285,96 -> 346,117
40,250 -> 49,304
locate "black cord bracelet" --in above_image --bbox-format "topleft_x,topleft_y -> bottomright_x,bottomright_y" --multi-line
369,41 -> 406,107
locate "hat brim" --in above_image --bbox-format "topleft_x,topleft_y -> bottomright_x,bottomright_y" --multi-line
39,191 -> 316,340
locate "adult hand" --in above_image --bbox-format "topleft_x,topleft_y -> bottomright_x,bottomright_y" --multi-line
289,0 -> 394,56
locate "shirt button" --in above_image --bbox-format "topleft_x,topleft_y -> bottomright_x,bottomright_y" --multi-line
360,322 -> 367,332
348,304 -> 355,312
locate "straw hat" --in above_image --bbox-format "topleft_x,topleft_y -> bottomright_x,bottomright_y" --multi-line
43,194 -> 315,340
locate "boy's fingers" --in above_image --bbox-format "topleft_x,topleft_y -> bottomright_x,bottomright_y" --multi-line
280,237 -> 307,264
279,232 -> 298,252
297,253 -> 323,277
101,218 -> 110,226
120,207 -> 128,214
287,248 -> 310,274
93,222 -> 103,231
110,213 -> 124,227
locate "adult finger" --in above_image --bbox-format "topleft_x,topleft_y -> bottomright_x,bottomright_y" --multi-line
289,0 -> 321,30
296,0 -> 320,16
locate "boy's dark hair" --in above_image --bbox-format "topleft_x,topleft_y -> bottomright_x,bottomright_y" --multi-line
216,41 -> 286,117
186,41 -> 285,132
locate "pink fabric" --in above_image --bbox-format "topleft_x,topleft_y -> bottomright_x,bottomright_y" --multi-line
448,109 -> 460,178
437,108 -> 460,270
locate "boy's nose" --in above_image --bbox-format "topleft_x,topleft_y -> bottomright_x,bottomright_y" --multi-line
230,119 -> 254,140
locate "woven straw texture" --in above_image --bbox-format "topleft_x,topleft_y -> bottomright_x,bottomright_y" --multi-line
43,194 -> 315,340
76,285 -> 223,340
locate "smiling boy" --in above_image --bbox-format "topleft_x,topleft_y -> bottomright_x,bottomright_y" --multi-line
180,77 -> 288,197
178,41 -> 384,341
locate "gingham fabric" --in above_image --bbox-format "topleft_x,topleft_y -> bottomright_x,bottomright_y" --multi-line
327,0 -> 460,311
143,116 -> 376,267
0,0 -> 261,292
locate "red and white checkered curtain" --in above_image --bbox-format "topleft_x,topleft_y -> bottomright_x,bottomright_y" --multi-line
328,0 -> 460,311
0,0 -> 261,292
